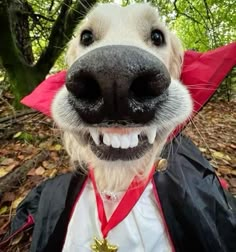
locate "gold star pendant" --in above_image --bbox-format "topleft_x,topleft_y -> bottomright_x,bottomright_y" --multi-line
91,237 -> 118,252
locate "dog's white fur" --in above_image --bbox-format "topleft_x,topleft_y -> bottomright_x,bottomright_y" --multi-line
52,3 -> 193,192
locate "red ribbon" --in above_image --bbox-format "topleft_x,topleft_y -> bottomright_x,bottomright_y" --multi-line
89,166 -> 155,238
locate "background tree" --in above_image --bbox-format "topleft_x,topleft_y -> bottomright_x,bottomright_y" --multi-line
149,0 -> 236,51
0,0 -> 97,106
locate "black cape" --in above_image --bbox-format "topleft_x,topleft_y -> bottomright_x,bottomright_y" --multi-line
1,135 -> 236,252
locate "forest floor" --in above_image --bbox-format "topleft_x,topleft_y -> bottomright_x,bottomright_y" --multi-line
0,91 -> 235,251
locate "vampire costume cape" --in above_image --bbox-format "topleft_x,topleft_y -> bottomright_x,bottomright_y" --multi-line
1,136 -> 236,252
0,43 -> 236,252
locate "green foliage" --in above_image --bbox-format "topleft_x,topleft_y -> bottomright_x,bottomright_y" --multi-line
0,0 -> 235,105
29,0 -> 68,63
13,131 -> 34,142
150,0 -> 236,51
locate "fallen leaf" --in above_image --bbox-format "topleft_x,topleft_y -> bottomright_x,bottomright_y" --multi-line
24,154 -> 34,161
46,118 -> 52,123
217,166 -> 231,175
217,143 -> 226,148
42,161 -> 56,170
229,144 -> 236,150
27,168 -> 36,176
39,141 -> 50,149
49,144 -> 62,151
212,151 -> 224,159
215,171 -> 221,177
5,161 -> 20,172
0,206 -> 8,215
230,188 -> 236,195
12,196 -> 25,209
48,168 -> 58,178
17,155 -> 25,160
2,192 -> 16,203
210,160 -> 218,168
10,232 -> 24,245
50,152 -> 60,161
1,158 -> 14,166
0,220 -> 10,235
231,170 -> 236,176
35,166 -> 45,176
0,168 -> 8,178
13,131 -> 22,139
221,159 -> 231,165
230,159 -> 236,168
212,151 -> 231,161
229,178 -> 236,187
199,147 -> 207,153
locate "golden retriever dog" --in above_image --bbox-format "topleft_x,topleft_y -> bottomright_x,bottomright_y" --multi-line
2,4 -> 236,252
52,3 -> 192,193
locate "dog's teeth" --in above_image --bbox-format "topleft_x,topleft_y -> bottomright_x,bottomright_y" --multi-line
103,133 -> 111,146
130,133 -> 138,148
99,131 -> 143,149
90,129 -> 100,145
146,127 -> 157,144
111,135 -> 120,148
120,135 -> 130,149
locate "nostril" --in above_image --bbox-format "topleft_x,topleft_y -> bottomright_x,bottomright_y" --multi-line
66,73 -> 101,102
130,74 -> 157,100
129,72 -> 169,101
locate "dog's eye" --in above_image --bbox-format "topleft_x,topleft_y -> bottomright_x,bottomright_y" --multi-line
80,30 -> 94,46
151,29 -> 165,46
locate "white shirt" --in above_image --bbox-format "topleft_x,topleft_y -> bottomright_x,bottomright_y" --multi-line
63,179 -> 172,252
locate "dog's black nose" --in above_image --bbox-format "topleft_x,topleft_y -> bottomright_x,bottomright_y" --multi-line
66,45 -> 171,125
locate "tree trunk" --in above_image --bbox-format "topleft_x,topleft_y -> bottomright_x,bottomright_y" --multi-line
0,0 -> 97,108
7,65 -> 45,107
10,0 -> 34,65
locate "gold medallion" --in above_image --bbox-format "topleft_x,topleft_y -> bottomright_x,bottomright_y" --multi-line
91,237 -> 118,252
155,158 -> 168,172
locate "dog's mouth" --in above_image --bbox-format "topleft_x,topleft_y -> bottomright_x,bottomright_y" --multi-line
86,127 -> 157,161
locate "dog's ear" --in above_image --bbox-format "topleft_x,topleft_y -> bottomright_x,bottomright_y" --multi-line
169,32 -> 184,79
65,37 -> 79,66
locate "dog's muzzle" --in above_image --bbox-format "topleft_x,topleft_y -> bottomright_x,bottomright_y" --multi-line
66,45 -> 171,126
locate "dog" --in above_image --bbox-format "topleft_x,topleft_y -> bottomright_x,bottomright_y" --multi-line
2,3 -> 236,252
52,3 -> 192,193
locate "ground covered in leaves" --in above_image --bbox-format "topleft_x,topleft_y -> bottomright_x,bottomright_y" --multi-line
184,101 -> 236,193
0,95 -> 235,251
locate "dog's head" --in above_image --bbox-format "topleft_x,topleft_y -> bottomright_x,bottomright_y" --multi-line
52,3 -> 192,188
